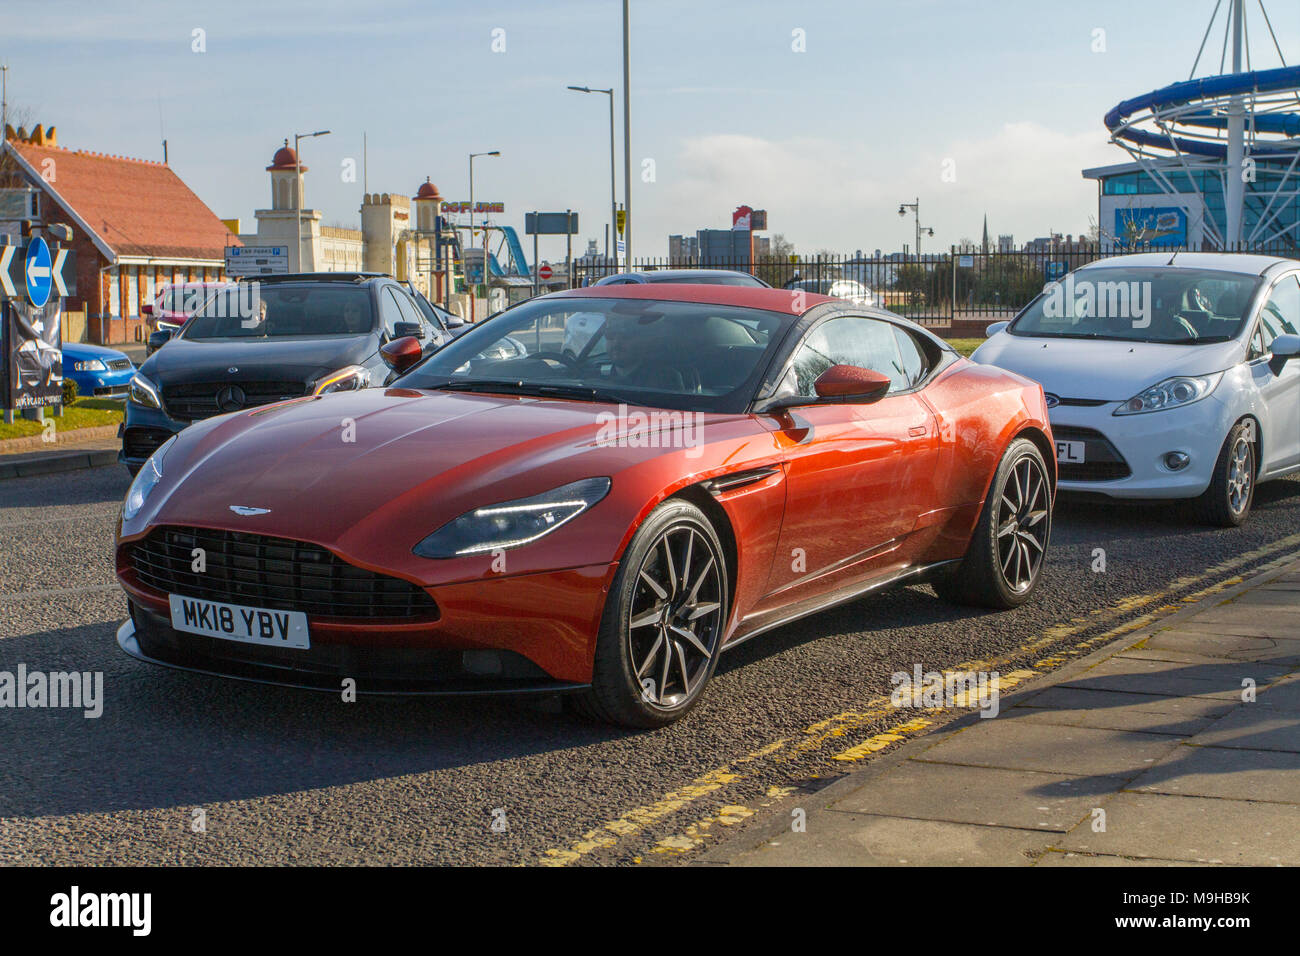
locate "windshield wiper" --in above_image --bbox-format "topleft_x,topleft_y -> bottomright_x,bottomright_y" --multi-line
431,379 -> 627,404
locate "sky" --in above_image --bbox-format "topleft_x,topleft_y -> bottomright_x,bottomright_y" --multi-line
4,0 -> 1299,259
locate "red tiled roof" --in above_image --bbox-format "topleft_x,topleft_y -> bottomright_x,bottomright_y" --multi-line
7,140 -> 237,261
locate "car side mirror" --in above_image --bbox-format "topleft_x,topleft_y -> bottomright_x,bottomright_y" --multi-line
813,364 -> 892,401
380,335 -> 424,373
147,329 -> 172,351
393,321 -> 425,340
985,320 -> 1009,337
141,304 -> 154,317
756,364 -> 891,413
1269,333 -> 1300,375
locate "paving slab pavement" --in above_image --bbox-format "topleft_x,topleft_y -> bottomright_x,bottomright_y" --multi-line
706,554 -> 1300,867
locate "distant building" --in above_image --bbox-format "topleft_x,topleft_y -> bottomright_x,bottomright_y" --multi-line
1,124 -> 236,344
668,234 -> 700,263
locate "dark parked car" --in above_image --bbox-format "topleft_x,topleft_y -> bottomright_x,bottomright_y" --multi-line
120,273 -> 450,474
592,269 -> 770,288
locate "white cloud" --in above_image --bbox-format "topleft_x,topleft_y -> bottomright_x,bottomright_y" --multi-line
641,123 -> 1122,256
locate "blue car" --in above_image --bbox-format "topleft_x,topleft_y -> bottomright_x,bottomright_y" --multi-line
62,341 -> 135,399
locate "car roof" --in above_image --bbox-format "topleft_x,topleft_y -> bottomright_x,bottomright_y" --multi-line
1077,252 -> 1293,276
553,282 -> 834,315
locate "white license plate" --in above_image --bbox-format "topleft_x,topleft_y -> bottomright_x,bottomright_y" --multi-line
168,595 -> 310,649
1056,440 -> 1086,464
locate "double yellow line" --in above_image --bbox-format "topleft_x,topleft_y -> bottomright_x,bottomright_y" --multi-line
539,532 -> 1300,866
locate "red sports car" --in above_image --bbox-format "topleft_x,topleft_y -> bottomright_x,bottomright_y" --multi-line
115,284 -> 1054,727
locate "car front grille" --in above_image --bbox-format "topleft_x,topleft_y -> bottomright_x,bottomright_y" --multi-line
162,381 -> 306,421
130,526 -> 439,621
106,358 -> 132,371
1053,425 -> 1132,482
123,426 -> 173,461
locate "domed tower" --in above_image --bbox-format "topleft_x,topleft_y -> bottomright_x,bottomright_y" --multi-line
412,177 -> 442,233
254,139 -> 322,271
266,139 -> 304,210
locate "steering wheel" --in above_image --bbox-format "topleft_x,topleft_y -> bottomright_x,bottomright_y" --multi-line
512,351 -> 581,372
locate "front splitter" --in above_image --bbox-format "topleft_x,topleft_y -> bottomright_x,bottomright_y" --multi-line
116,619 -> 589,698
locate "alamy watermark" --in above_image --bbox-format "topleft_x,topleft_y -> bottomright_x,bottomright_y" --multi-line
891,664 -> 1000,718
0,665 -> 103,718
1042,274 -> 1152,328
595,404 -> 706,459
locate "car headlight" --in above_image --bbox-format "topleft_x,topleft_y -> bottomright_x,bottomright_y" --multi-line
313,365 -> 371,395
1114,373 -> 1223,415
73,360 -> 107,372
128,373 -> 162,409
123,436 -> 177,521
413,477 -> 611,558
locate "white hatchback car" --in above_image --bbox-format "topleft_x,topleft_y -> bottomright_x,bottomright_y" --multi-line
974,253 -> 1300,525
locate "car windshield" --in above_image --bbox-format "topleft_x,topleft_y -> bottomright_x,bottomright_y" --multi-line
395,296 -> 789,413
646,273 -> 759,286
157,286 -> 217,315
1009,267 -> 1260,344
787,279 -> 860,295
181,285 -> 375,339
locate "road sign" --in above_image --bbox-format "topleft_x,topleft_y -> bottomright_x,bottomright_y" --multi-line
538,264 -> 553,281
616,210 -> 626,235
617,240 -> 626,255
525,212 -> 579,236
225,246 -> 289,277
0,240 -> 76,302
958,254 -> 974,268
25,237 -> 52,308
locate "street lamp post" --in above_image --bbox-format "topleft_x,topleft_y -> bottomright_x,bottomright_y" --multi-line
567,85 -> 617,272
468,150 -> 500,320
897,197 -> 934,258
293,129 -> 330,272
622,0 -> 632,272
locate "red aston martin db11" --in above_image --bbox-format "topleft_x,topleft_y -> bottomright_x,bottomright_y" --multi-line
115,284 -> 1054,726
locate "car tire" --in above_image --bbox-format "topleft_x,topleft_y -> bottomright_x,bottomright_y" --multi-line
573,498 -> 729,728
1193,421 -> 1255,527
934,437 -> 1051,609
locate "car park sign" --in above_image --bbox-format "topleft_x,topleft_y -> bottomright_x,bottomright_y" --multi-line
225,246 -> 289,277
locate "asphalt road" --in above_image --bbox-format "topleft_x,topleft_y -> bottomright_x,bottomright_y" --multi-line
2,464 -> 1299,865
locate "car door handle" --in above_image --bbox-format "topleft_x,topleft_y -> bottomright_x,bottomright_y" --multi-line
908,425 -> 928,437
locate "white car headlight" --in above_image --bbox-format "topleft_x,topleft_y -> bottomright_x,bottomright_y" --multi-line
313,365 -> 371,394
123,436 -> 177,521
74,360 -> 107,372
127,373 -> 162,409
413,477 -> 611,558
1114,373 -> 1223,416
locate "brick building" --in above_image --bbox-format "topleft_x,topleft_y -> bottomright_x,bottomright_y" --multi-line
1,126 -> 236,344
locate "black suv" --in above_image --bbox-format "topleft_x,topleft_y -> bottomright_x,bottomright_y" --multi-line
120,273 -> 454,473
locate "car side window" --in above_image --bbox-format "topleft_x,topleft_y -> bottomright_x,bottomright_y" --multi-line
1259,276 -> 1300,355
392,289 -> 429,331
786,315 -> 910,397
379,289 -> 405,339
892,326 -> 930,387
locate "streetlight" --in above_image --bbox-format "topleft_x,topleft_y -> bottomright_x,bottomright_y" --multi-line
622,0 -> 632,271
898,197 -> 934,258
293,129 -> 330,272
469,150 -> 500,319
567,85 -> 616,270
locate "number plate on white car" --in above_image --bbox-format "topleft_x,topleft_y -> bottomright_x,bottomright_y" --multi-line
1055,440 -> 1086,464
168,595 -> 310,649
